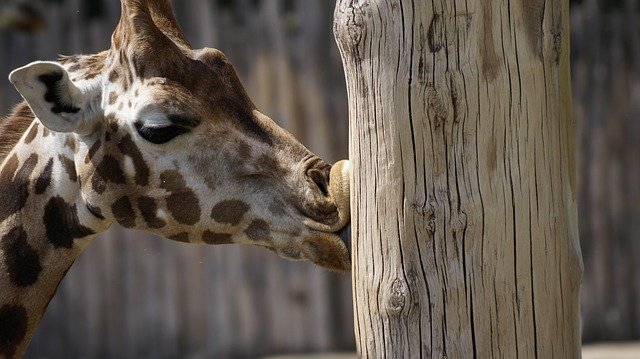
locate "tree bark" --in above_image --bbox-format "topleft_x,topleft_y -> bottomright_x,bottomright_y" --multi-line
334,0 -> 583,357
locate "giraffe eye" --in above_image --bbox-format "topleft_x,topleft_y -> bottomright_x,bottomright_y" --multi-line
134,121 -> 189,144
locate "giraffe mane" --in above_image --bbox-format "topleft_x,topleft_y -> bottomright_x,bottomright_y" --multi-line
0,101 -> 35,163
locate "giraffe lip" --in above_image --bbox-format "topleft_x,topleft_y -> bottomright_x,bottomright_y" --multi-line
300,234 -> 351,271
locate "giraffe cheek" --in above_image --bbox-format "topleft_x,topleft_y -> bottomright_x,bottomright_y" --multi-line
159,170 -> 201,225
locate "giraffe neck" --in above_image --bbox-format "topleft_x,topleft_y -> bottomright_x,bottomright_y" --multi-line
0,120 -> 107,358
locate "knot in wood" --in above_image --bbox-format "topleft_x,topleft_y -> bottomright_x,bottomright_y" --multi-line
552,26 -> 563,64
427,203 -> 437,236
426,86 -> 449,127
333,1 -> 369,54
386,278 -> 409,314
452,211 -> 468,234
427,14 -> 444,53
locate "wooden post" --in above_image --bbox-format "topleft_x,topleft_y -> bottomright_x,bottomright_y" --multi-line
334,0 -> 583,357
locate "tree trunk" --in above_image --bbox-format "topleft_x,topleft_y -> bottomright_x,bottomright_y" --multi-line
334,0 -> 583,357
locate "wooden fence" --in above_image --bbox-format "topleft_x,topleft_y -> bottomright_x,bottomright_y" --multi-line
0,0 -> 639,357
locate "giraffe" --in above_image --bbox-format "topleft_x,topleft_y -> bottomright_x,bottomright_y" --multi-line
0,0 -> 352,357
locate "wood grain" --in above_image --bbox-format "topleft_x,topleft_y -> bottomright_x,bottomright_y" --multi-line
334,0 -> 583,357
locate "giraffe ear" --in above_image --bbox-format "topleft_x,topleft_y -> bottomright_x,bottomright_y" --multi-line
9,61 -> 89,133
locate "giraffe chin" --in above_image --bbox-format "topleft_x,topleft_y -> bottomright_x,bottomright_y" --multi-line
300,233 -> 351,272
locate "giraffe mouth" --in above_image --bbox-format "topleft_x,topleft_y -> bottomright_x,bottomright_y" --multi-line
302,160 -> 351,233
266,221 -> 352,271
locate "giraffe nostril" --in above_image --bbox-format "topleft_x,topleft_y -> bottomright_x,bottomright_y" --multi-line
307,167 -> 330,197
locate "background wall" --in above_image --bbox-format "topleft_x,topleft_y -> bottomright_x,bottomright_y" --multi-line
0,0 -> 638,357
572,0 -> 640,342
1,1 -> 353,358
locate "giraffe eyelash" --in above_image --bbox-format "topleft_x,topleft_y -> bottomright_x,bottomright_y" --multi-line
134,121 -> 190,144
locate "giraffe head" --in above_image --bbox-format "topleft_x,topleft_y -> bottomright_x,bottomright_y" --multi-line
7,0 -> 351,270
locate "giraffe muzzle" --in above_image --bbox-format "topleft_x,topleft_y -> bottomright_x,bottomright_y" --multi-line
302,159 -> 351,233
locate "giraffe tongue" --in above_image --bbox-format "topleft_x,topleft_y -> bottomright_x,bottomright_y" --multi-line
328,159 -> 351,232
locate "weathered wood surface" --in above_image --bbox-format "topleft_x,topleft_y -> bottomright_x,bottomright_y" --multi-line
335,0 -> 582,357
1,1 -> 353,358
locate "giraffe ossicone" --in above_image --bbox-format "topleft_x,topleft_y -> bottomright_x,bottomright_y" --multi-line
0,0 -> 351,357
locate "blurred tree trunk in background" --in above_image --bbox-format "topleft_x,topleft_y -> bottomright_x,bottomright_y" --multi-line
572,0 -> 640,342
335,0 -> 581,357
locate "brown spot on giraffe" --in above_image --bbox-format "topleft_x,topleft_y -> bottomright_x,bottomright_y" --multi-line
268,199 -> 287,217
1,226 -> 42,287
211,200 -> 249,226
137,196 -> 166,229
188,154 -> 219,190
24,124 -> 38,144
43,196 -> 94,249
92,155 -> 126,194
245,219 -> 271,242
0,304 -> 28,358
35,158 -> 54,194
0,103 -> 34,163
64,137 -> 76,152
108,69 -> 120,83
159,170 -> 200,225
257,154 -> 290,176
0,154 -> 39,223
83,72 -> 100,81
118,134 -> 150,186
202,231 -> 232,245
111,196 -> 136,228
108,92 -> 118,105
169,232 -> 189,243
108,117 -> 119,134
85,139 -> 102,164
58,155 -> 77,183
